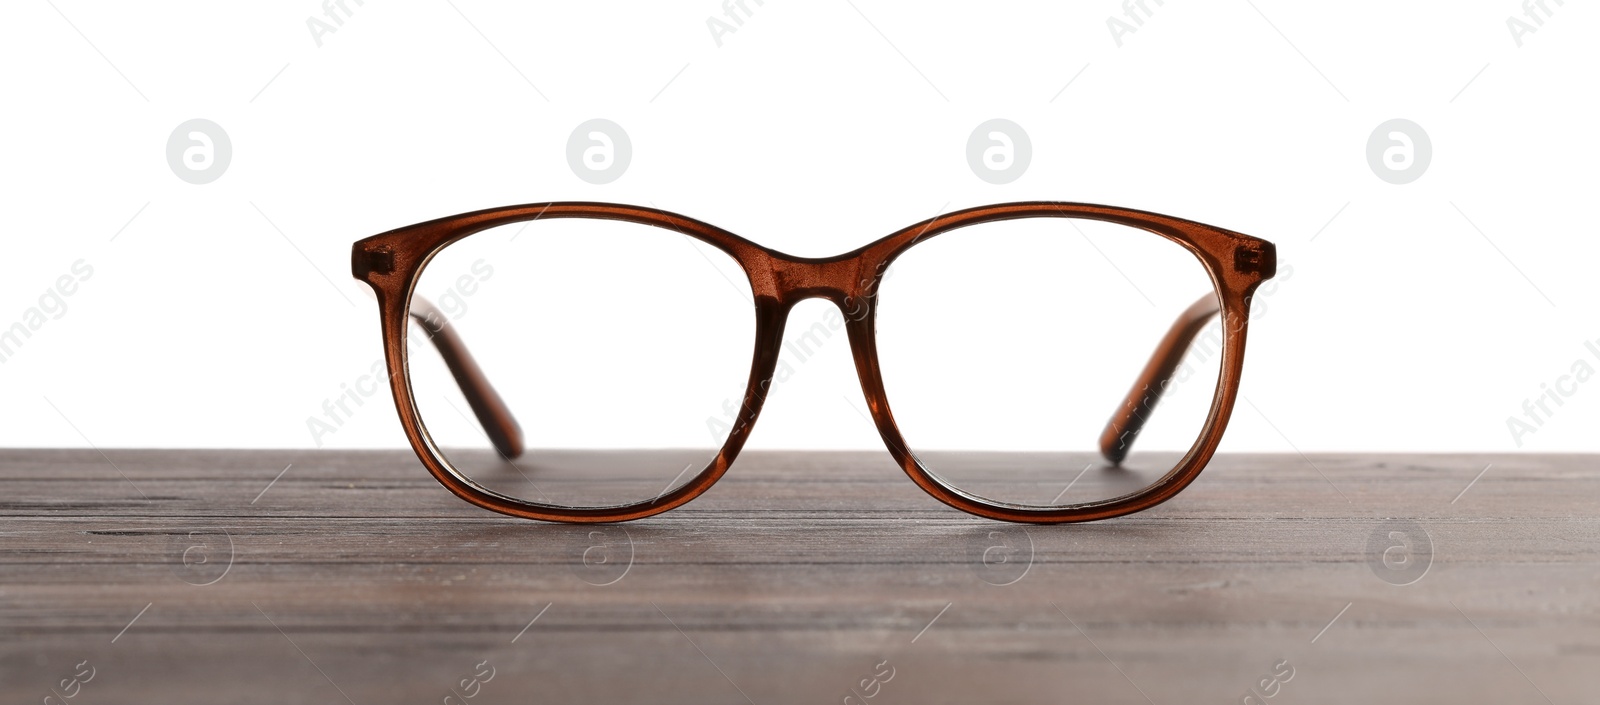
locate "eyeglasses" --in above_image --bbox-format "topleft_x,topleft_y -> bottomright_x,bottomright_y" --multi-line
351,202 -> 1275,523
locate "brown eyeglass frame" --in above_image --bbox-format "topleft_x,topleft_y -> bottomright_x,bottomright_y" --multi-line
352,202 -> 1275,524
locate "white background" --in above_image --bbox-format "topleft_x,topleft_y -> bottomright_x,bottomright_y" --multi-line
0,0 -> 1595,452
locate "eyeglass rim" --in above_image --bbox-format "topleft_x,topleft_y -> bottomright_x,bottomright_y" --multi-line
351,201 -> 1275,523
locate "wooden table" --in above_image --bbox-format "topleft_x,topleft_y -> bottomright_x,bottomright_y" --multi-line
3,450 -> 1596,704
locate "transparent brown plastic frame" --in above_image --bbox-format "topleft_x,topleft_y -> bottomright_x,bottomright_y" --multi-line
352,202 -> 1275,524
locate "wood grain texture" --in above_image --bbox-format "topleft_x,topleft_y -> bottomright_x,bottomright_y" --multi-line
2,449 -> 1597,704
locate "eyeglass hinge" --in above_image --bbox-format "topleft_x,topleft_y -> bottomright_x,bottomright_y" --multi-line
353,246 -> 396,278
1232,241 -> 1275,278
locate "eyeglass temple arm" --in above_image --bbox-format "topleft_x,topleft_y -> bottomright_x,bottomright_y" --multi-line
407,296 -> 526,459
1098,293 -> 1221,465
